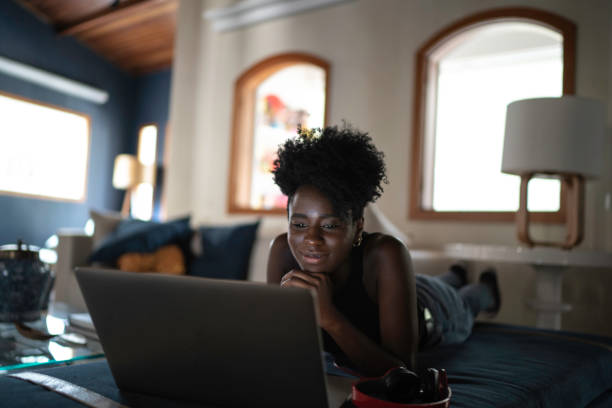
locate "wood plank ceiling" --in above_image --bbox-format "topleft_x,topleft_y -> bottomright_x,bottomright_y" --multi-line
16,0 -> 178,75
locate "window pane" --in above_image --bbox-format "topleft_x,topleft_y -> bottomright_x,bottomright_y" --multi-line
131,125 -> 157,220
0,93 -> 89,201
427,22 -> 562,212
250,64 -> 326,210
138,125 -> 157,166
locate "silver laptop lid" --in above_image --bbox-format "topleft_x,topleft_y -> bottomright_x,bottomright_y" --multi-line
75,267 -> 329,408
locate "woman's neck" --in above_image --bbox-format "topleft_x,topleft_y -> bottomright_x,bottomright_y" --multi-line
330,253 -> 353,291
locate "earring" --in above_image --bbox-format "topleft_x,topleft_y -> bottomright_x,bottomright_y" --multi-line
353,233 -> 363,247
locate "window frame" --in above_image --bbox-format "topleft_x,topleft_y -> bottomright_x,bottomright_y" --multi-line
409,7 -> 576,222
0,90 -> 91,203
227,52 -> 330,215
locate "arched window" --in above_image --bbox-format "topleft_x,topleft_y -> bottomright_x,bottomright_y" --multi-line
228,53 -> 329,214
410,8 -> 576,222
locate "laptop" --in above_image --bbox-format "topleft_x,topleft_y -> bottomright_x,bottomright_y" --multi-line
75,267 -> 337,408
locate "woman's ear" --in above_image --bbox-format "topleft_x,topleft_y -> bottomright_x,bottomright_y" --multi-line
356,216 -> 364,233
353,217 -> 365,247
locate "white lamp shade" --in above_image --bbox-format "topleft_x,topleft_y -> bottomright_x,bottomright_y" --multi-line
502,96 -> 605,179
112,154 -> 139,189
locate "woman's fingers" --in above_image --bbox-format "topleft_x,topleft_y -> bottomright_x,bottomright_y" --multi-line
281,276 -> 314,290
281,269 -> 323,287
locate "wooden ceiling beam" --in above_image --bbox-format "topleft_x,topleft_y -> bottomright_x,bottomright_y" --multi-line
59,0 -> 177,37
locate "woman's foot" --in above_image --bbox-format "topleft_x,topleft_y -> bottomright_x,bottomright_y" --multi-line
448,263 -> 468,288
479,268 -> 501,315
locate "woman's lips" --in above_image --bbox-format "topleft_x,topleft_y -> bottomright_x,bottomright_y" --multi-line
301,252 -> 327,264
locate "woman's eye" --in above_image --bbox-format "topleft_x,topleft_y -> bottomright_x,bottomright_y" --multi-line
291,222 -> 307,229
322,224 -> 339,230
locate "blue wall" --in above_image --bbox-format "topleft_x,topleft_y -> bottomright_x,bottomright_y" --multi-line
0,1 -> 171,246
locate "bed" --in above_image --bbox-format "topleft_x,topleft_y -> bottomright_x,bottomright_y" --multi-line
1,321 -> 611,407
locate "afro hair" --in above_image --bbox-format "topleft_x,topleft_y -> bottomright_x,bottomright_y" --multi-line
272,124 -> 388,221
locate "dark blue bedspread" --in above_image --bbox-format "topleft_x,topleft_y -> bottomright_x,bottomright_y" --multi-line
1,322 -> 611,407
417,323 -> 612,408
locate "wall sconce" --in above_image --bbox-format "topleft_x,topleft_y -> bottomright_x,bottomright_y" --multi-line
502,96 -> 605,249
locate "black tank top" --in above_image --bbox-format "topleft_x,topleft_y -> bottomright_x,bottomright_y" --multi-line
322,232 -> 380,360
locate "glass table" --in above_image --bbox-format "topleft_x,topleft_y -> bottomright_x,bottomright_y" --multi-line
0,305 -> 103,373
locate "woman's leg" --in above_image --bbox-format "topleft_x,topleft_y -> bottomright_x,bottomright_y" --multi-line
416,268 -> 500,348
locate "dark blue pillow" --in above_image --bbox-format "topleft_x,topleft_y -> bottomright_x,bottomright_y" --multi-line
89,216 -> 192,264
188,220 -> 260,280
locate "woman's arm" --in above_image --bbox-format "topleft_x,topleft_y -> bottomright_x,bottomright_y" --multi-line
365,235 -> 419,370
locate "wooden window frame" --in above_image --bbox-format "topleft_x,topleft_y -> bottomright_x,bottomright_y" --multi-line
227,52 -> 330,215
409,7 -> 576,222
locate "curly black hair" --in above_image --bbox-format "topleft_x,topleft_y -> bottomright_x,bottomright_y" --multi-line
272,124 -> 388,221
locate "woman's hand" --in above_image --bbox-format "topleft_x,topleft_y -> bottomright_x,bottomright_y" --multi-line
280,269 -> 338,329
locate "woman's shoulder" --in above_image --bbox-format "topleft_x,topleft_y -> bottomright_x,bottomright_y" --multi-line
363,232 -> 409,256
267,233 -> 298,279
362,232 -> 412,278
269,232 -> 295,261
360,232 -> 412,301
270,232 -> 289,250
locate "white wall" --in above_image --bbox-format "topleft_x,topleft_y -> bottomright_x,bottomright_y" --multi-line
166,0 -> 612,335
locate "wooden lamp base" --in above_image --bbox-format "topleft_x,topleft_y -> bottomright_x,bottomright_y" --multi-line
517,173 -> 584,250
120,188 -> 133,218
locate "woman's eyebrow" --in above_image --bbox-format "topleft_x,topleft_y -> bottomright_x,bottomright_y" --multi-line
291,213 -> 340,219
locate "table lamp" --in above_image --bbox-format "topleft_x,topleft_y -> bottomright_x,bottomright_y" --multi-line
112,154 -> 140,217
502,96 -> 605,249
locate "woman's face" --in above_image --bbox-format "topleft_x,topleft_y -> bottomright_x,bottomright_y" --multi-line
287,185 -> 362,274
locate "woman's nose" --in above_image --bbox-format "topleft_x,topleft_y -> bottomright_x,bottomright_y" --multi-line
304,226 -> 323,245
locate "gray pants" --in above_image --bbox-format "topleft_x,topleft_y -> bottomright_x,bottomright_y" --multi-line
417,271 -> 494,348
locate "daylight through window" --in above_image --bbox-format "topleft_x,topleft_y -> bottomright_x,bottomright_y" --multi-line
410,9 -> 576,222
0,92 -> 89,201
131,124 -> 157,221
428,22 -> 563,212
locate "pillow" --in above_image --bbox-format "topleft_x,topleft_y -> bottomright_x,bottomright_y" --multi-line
189,220 -> 260,280
117,244 -> 185,275
89,216 -> 191,265
89,209 -> 123,249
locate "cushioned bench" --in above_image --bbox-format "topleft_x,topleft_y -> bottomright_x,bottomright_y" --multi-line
1,322 -> 611,407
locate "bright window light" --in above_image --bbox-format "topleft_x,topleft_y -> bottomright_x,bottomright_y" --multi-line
138,125 -> 157,166
0,93 -> 89,201
425,23 -> 563,212
131,125 -> 157,220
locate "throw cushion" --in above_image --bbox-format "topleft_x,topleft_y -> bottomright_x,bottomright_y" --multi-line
189,220 -> 260,280
89,216 -> 191,265
89,209 -> 123,249
117,244 -> 185,275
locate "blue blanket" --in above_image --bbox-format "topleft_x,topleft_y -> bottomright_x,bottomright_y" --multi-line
417,323 -> 612,408
1,323 -> 611,407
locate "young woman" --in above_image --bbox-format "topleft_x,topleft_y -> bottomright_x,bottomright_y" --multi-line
267,125 -> 500,377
